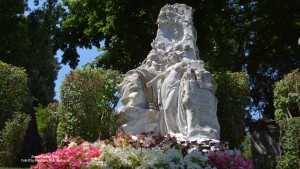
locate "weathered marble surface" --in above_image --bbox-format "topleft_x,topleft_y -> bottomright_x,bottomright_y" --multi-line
116,3 -> 220,141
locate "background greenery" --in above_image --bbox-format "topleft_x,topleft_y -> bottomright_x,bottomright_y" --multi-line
35,102 -> 59,152
0,113 -> 31,167
274,70 -> 300,169
214,72 -> 249,148
57,68 -> 121,148
0,62 -> 30,167
0,0 -> 62,166
0,61 -> 28,128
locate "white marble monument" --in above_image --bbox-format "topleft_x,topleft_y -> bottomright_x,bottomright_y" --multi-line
116,4 -> 220,141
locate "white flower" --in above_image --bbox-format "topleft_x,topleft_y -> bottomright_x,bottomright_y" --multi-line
234,149 -> 242,156
210,146 -> 219,151
81,142 -> 90,151
139,148 -> 161,168
87,157 -> 103,167
67,141 -> 77,148
84,139 -> 249,169
227,149 -> 235,156
184,150 -> 206,168
131,135 -> 138,140
165,148 -> 184,168
186,163 -> 204,169
205,167 -> 217,169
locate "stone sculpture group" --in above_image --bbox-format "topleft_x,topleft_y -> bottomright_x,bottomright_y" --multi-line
116,4 -> 220,142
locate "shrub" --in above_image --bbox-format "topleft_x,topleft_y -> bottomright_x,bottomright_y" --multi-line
0,61 -> 28,129
274,69 -> 300,169
35,102 -> 59,152
241,133 -> 252,159
214,72 -> 249,147
35,104 -> 47,136
57,68 -> 122,148
0,112 -> 31,167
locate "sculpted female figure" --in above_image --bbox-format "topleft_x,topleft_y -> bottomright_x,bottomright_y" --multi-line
147,53 -> 187,136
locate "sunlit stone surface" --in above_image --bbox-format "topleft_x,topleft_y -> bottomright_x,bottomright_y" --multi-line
116,3 -> 220,141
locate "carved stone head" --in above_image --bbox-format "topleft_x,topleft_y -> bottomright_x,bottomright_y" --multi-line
118,70 -> 147,108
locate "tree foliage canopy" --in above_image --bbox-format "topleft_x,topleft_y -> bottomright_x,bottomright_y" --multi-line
0,0 -> 63,108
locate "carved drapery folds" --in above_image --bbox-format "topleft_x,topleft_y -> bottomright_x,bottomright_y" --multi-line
116,4 -> 220,141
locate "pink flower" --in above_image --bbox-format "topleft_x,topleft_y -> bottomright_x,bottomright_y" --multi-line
208,152 -> 218,160
84,144 -> 101,162
247,159 -> 255,169
31,134 -> 253,169
72,161 -> 82,168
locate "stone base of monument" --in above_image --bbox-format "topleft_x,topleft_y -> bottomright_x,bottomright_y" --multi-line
168,133 -> 220,144
116,106 -> 160,134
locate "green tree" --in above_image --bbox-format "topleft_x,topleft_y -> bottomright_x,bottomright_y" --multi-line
57,68 -> 122,147
214,72 -> 249,147
0,0 -> 64,166
1,0 -> 63,109
0,0 -> 29,63
240,0 -> 300,119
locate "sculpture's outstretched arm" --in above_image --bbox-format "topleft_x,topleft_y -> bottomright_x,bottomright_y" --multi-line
146,73 -> 165,87
135,70 -> 148,81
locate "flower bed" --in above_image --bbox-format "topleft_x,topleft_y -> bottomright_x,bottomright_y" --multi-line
31,132 -> 254,169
